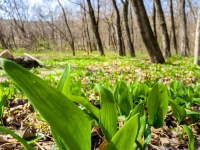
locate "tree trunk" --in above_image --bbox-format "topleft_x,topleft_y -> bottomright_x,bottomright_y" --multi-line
152,2 -> 157,39
0,30 -> 8,49
154,0 -> 171,58
121,0 -> 135,57
129,0 -> 165,63
86,0 -> 105,56
179,0 -> 188,57
187,0 -> 197,23
112,0 -> 125,56
170,0 -> 178,54
57,0 -> 75,56
81,0 -> 92,54
194,6 -> 200,65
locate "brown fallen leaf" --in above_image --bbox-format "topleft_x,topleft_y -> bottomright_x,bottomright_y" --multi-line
98,137 -> 107,150
21,126 -> 37,139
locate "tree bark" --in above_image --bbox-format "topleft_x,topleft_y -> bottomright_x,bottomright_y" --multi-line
121,0 -> 135,57
179,0 -> 188,57
0,28 -> 8,49
112,0 -> 125,56
194,6 -> 200,65
170,0 -> 178,54
154,0 -> 171,58
129,0 -> 165,63
57,0 -> 75,56
152,2 -> 157,39
81,0 -> 92,54
187,0 -> 197,23
86,0 -> 105,56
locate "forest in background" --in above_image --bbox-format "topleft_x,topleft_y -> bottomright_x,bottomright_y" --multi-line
0,0 -> 199,59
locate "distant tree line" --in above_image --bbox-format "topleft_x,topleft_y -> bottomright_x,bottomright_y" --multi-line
0,0 -> 199,63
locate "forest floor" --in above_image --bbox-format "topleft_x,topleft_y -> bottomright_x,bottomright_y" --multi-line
1,51 -> 200,150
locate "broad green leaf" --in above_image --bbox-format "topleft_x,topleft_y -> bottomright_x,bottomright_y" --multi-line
97,85 -> 118,142
186,110 -> 200,115
186,110 -> 200,122
105,114 -> 139,150
175,97 -> 187,104
182,125 -> 194,150
125,102 -> 146,150
51,130 -> 68,150
57,64 -> 99,119
169,99 -> 186,124
55,65 -> 72,150
71,79 -> 84,96
169,80 -> 179,94
114,81 -> 133,116
1,59 -> 91,150
147,83 -> 168,128
132,82 -> 149,101
113,83 -> 119,102
0,126 -> 34,150
57,63 -> 71,97
143,124 -> 152,149
186,88 -> 193,104
0,84 -> 10,118
193,98 -> 200,104
70,95 -> 99,119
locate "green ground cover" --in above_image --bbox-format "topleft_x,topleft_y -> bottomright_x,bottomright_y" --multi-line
1,51 -> 200,149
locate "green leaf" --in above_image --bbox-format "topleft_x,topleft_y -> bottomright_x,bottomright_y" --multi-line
125,102 -> 146,150
114,81 -> 133,116
169,99 -> 186,124
1,59 -> 91,150
0,126 -> 34,150
105,114 -> 139,150
70,95 -> 99,119
57,64 -> 99,119
51,130 -> 68,150
186,110 -> 200,122
0,84 -> 10,118
182,125 -> 194,150
27,134 -> 44,144
147,83 -> 168,128
143,124 -> 152,149
132,82 -> 149,101
186,110 -> 200,115
57,63 -> 71,97
97,85 -> 118,142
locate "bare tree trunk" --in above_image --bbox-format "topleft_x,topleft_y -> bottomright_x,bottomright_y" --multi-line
51,15 -> 55,41
86,25 -> 93,53
86,0 -> 105,56
187,0 -> 197,23
121,0 -> 135,57
111,23 -> 117,51
81,0 -> 92,54
152,2 -> 157,39
154,0 -> 171,58
129,0 -> 165,63
112,0 -> 125,56
0,27 -> 8,49
170,0 -> 178,54
194,6 -> 200,65
129,6 -> 135,51
57,0 -> 75,56
106,19 -> 115,51
179,0 -> 188,57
